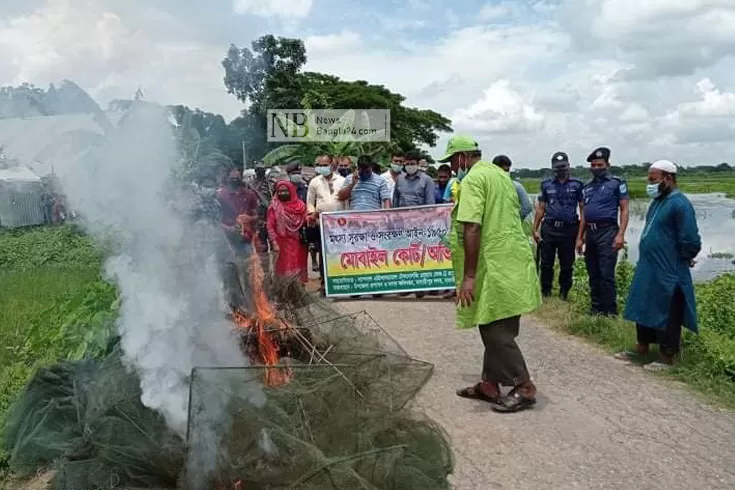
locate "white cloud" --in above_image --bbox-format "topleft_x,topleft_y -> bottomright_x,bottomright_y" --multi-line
232,0 -> 312,18
677,78 -> 735,117
478,3 -> 514,21
566,0 -> 735,78
451,80 -> 544,134
2,0 -> 735,167
304,31 -> 362,56
0,0 -> 241,118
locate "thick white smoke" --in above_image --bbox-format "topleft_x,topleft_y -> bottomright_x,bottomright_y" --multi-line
59,101 -> 265,484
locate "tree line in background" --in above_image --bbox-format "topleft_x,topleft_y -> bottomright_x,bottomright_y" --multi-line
0,33 -> 732,183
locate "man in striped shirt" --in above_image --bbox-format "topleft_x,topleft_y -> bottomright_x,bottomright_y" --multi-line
338,155 -> 392,210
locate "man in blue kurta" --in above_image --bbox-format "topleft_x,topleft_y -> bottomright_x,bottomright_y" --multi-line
618,160 -> 701,371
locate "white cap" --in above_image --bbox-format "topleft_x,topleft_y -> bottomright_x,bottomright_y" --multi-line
650,159 -> 677,174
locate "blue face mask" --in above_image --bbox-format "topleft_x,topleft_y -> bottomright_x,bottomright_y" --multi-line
457,168 -> 467,181
316,166 -> 331,176
391,164 -> 403,173
646,182 -> 662,199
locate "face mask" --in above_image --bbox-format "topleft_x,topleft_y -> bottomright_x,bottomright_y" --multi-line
338,168 -> 351,177
405,164 -> 419,175
316,166 -> 331,176
278,193 -> 290,201
457,168 -> 467,181
591,168 -> 608,178
289,174 -> 302,184
391,164 -> 403,173
228,178 -> 241,187
645,183 -> 661,199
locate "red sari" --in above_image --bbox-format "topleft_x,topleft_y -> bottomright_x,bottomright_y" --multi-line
266,181 -> 309,284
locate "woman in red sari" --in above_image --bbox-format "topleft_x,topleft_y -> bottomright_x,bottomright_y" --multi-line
266,180 -> 309,284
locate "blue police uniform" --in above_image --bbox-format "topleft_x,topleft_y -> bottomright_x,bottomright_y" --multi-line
537,176 -> 584,298
582,172 -> 629,315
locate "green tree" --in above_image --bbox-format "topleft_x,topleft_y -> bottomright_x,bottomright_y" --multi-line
222,35 -> 307,160
221,35 -> 452,164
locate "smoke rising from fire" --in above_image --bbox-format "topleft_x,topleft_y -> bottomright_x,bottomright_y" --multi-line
59,101 -> 265,483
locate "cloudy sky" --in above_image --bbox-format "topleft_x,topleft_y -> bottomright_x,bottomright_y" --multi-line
1,0 -> 734,167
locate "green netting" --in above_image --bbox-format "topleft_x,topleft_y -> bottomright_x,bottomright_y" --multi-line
3,278 -> 454,489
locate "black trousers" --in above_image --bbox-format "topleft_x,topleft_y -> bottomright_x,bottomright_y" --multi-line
539,220 -> 578,298
306,225 -> 326,288
479,315 -> 530,387
636,286 -> 685,357
584,224 -> 619,316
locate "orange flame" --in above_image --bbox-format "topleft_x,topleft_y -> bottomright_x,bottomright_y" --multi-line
231,213 -> 293,387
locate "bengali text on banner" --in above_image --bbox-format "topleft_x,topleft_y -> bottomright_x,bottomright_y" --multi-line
319,204 -> 455,296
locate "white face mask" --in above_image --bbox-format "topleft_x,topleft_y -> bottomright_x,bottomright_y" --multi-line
405,164 -> 419,175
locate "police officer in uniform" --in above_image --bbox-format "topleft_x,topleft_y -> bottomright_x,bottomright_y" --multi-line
576,147 -> 630,316
533,151 -> 584,300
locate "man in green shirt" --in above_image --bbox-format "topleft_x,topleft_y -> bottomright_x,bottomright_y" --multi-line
438,135 -> 541,413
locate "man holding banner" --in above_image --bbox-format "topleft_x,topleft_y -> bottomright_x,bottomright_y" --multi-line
439,135 -> 541,413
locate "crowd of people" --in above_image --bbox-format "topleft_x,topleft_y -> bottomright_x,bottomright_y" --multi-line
189,138 -> 702,414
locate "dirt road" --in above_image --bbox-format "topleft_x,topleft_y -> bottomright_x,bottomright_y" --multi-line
336,297 -> 735,490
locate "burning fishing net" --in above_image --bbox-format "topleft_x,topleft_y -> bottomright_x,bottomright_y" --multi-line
3,249 -> 453,489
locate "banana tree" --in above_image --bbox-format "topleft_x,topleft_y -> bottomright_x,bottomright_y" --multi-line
262,109 -> 390,166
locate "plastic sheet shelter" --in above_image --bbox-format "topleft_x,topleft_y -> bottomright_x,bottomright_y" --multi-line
0,165 -> 45,228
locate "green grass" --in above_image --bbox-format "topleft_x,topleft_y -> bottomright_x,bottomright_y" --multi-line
520,174 -> 735,199
0,226 -> 119,472
533,256 -> 735,408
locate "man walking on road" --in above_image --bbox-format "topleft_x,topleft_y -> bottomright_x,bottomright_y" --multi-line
393,150 -> 436,207
618,160 -> 701,371
533,152 -> 584,300
576,147 -> 630,316
439,135 -> 541,413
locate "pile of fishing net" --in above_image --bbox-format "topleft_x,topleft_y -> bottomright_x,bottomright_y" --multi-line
3,278 -> 454,489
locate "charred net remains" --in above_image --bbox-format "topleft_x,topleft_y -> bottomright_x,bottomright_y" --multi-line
4,256 -> 453,489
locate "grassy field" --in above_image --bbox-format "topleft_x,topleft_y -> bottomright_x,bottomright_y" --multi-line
0,226 -> 119,471
520,174 -> 735,199
533,253 -> 735,407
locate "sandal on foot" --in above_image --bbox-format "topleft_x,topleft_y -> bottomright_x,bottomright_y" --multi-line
456,383 -> 500,404
644,361 -> 673,372
491,389 -> 536,413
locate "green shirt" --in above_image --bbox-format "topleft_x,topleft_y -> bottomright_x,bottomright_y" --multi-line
450,161 -> 541,328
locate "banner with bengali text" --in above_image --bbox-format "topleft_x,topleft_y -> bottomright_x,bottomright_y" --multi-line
319,205 -> 455,296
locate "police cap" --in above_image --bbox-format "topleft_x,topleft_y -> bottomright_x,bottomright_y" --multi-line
551,151 -> 569,167
587,147 -> 610,163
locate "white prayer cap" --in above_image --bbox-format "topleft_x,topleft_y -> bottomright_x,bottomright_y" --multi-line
650,160 -> 677,174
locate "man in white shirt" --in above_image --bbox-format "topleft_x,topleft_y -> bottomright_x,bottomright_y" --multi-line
381,151 -> 405,205
306,154 -> 345,294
